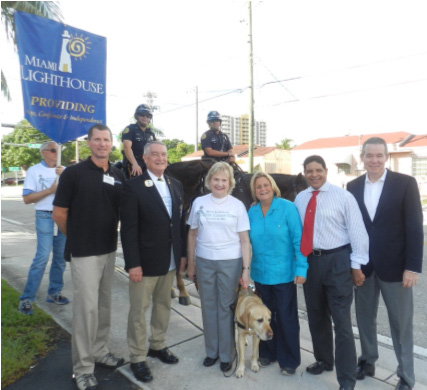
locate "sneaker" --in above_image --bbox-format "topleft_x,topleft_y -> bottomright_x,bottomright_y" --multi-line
46,293 -> 70,305
95,352 -> 125,369
281,367 -> 296,375
258,357 -> 271,367
18,299 -> 33,315
75,374 -> 98,390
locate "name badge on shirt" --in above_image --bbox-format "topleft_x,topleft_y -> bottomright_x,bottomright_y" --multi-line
103,175 -> 115,185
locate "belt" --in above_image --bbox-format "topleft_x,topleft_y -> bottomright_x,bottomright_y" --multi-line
311,244 -> 350,257
38,210 -> 53,214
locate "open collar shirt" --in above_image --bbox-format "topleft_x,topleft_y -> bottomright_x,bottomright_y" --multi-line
294,181 -> 369,269
364,169 -> 387,221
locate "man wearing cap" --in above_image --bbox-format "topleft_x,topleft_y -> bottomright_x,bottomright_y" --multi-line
18,141 -> 69,315
201,111 -> 235,162
122,104 -> 156,178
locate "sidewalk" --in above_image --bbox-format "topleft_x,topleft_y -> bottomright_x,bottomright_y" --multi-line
1,214 -> 427,390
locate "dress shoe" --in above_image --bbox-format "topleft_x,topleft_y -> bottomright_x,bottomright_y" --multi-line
130,361 -> 153,383
356,360 -> 375,380
220,362 -> 232,372
339,387 -> 354,390
306,361 -> 333,375
396,377 -> 412,390
147,348 -> 179,364
203,357 -> 218,367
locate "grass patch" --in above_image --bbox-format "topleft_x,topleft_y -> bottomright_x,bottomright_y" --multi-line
1,279 -> 70,387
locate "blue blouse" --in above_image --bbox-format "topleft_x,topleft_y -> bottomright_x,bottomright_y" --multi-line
249,197 -> 308,285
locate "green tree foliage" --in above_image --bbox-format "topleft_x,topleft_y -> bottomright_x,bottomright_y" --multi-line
275,138 -> 296,150
1,1 -> 63,100
164,139 -> 195,163
1,121 -> 50,170
1,120 -> 121,169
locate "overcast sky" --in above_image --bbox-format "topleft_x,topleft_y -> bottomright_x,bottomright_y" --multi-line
2,0 -> 427,147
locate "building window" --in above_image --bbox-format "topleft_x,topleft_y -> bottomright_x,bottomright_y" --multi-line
412,157 -> 427,176
337,163 -> 351,174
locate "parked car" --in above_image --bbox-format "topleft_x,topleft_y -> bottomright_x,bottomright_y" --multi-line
4,177 -> 25,185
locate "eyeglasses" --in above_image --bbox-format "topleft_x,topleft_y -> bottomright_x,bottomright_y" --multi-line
44,148 -> 58,153
137,113 -> 152,119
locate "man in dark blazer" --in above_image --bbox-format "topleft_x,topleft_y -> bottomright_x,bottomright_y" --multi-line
120,141 -> 187,384
347,137 -> 423,390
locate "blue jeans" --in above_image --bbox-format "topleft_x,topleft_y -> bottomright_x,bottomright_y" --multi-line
20,210 -> 67,301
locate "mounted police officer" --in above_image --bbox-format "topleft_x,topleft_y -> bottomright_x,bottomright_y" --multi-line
201,111 -> 235,162
122,104 -> 156,178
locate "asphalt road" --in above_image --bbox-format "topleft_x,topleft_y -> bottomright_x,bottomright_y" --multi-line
1,187 -> 426,352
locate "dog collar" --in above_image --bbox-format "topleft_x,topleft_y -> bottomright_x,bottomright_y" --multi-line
236,321 -> 246,330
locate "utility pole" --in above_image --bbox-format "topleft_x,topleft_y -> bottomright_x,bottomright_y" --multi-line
248,1 -> 254,173
195,86 -> 199,151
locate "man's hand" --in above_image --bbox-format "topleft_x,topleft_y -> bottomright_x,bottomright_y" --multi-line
49,181 -> 58,194
179,257 -> 187,274
129,266 -> 143,283
294,276 -> 306,285
402,270 -> 418,288
55,166 -> 64,175
132,164 -> 143,176
186,261 -> 195,282
352,269 -> 365,286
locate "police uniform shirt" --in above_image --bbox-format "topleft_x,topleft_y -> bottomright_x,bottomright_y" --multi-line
122,123 -> 156,159
201,129 -> 232,157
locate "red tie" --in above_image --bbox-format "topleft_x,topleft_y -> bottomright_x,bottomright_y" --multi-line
300,191 -> 319,256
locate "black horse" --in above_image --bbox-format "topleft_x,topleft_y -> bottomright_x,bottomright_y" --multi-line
166,159 -> 307,210
165,159 -> 308,305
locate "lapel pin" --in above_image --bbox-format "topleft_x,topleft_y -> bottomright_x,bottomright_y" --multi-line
145,180 -> 153,187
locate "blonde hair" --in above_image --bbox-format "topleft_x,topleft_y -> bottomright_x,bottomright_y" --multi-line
205,162 -> 235,194
250,171 -> 281,202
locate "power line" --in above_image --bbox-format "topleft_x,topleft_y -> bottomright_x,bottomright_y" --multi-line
271,77 -> 427,107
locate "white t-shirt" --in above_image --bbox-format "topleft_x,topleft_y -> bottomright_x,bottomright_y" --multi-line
23,162 -> 59,211
187,194 -> 250,260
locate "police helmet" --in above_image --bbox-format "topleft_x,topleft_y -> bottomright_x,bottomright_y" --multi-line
134,104 -> 153,119
207,111 -> 222,123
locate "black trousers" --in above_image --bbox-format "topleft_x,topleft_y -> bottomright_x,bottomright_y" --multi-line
303,246 -> 356,388
255,281 -> 301,370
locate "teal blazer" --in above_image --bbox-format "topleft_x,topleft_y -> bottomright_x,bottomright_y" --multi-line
249,197 -> 308,285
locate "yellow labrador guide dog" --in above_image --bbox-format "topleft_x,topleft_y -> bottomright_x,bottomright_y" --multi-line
235,288 -> 273,378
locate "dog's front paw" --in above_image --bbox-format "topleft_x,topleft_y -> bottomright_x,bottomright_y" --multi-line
236,366 -> 245,378
251,362 -> 260,373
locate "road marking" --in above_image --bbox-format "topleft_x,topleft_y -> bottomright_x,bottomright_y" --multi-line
1,217 -> 23,225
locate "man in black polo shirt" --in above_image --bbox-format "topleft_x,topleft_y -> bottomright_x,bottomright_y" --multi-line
53,124 -> 125,390
122,104 -> 156,178
201,111 -> 235,162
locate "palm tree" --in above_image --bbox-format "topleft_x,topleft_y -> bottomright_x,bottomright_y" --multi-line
1,1 -> 63,100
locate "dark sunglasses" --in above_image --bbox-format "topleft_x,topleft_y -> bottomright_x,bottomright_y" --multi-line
44,148 -> 58,153
137,113 -> 152,119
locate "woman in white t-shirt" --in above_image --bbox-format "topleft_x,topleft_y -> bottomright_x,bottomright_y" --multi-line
187,162 -> 251,373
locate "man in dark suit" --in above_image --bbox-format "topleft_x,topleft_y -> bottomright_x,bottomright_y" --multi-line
120,141 -> 187,383
347,137 -> 423,390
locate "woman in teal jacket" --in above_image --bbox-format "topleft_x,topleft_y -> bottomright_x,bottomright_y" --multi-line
248,172 -> 308,376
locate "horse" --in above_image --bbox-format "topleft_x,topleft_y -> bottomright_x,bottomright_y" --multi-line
165,159 -> 308,305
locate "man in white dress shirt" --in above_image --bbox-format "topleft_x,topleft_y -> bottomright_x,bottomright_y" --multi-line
294,155 -> 369,390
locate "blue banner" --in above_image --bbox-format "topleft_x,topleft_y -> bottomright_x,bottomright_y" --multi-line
14,12 -> 106,143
